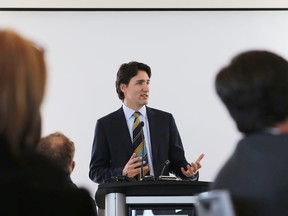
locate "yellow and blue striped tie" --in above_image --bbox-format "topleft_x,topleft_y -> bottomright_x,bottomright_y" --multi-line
132,112 -> 149,176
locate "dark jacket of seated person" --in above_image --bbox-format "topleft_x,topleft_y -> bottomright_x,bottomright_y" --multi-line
37,131 -> 97,212
0,141 -> 97,216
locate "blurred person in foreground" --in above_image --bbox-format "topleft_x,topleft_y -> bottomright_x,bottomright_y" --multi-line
211,50 -> 288,216
0,29 -> 96,216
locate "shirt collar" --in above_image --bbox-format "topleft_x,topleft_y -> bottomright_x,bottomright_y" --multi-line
122,104 -> 147,121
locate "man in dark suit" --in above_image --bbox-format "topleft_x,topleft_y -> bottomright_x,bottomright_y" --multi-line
211,50 -> 288,216
89,61 -> 204,184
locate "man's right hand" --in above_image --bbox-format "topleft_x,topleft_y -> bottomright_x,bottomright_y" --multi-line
122,153 -> 147,178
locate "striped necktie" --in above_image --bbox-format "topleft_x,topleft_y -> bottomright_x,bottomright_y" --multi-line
132,112 -> 149,176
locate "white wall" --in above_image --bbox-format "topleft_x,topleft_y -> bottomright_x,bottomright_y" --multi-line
1,10 -> 288,198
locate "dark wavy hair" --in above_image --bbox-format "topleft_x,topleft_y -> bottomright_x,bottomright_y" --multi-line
115,61 -> 151,100
215,50 -> 288,134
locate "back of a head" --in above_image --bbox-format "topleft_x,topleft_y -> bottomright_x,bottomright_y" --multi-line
215,50 -> 288,134
0,29 -> 46,156
38,132 -> 75,173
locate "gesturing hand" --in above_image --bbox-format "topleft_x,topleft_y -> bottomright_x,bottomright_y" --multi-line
122,153 -> 147,178
181,153 -> 205,178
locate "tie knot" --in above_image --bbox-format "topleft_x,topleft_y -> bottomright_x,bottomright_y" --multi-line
133,112 -> 140,118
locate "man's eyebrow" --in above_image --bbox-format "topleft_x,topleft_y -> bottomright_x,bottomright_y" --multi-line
136,79 -> 150,82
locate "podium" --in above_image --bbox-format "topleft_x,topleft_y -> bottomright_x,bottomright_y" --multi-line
95,180 -> 211,216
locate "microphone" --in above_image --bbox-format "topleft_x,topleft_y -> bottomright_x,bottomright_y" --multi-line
139,121 -> 155,181
160,160 -> 170,176
158,159 -> 177,181
139,121 -> 144,181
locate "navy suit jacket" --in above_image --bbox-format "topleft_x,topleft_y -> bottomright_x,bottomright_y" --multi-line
89,106 -> 197,183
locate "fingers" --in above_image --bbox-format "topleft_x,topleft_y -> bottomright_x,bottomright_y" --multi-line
128,153 -> 137,161
180,165 -> 196,177
128,161 -> 147,177
130,153 -> 136,159
129,158 -> 146,168
196,153 -> 205,163
124,153 -> 147,177
192,153 -> 204,170
181,154 -> 205,178
181,166 -> 191,173
191,162 -> 201,171
132,164 -> 149,177
128,153 -> 142,165
180,167 -> 186,174
135,160 -> 146,168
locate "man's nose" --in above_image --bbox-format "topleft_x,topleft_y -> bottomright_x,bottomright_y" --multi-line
142,83 -> 149,91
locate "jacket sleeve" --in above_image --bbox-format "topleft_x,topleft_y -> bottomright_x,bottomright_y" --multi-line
168,114 -> 199,181
89,120 -> 123,184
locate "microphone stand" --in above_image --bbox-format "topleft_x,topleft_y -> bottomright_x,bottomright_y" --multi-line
158,160 -> 177,181
139,122 -> 145,181
139,121 -> 154,181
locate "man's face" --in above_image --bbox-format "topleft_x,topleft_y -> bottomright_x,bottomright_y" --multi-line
121,70 -> 150,110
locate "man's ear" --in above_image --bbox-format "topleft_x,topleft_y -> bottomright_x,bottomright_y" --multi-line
120,83 -> 127,93
71,160 -> 75,172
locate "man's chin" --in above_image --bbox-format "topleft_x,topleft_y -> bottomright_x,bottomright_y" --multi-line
138,101 -> 148,107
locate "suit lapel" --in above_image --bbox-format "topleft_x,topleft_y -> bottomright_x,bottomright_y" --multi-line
146,107 -> 160,163
112,108 -> 134,155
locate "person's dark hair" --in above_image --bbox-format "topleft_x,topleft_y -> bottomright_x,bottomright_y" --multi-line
38,132 -> 75,173
115,61 -> 151,100
215,50 -> 288,134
